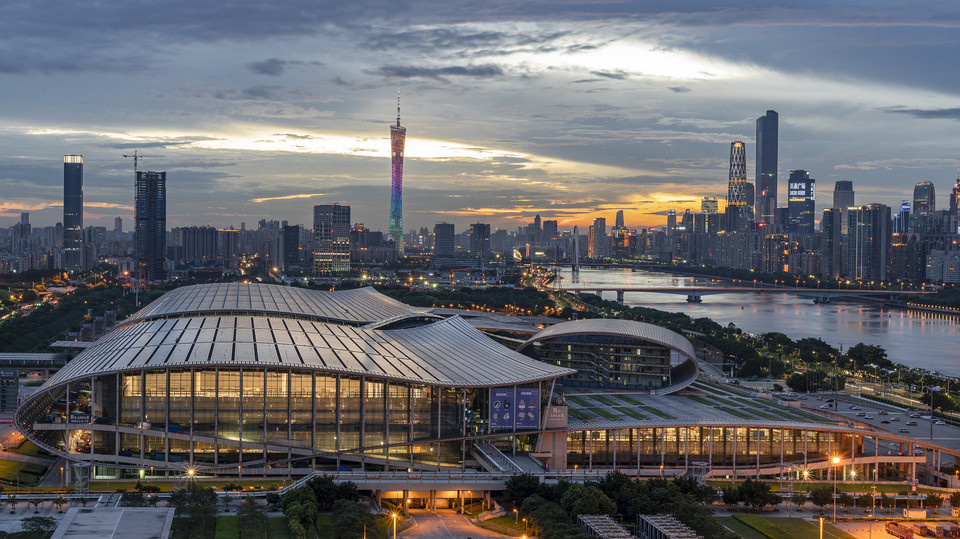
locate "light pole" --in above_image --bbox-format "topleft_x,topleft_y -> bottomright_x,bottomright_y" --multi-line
819,516 -> 824,539
832,456 -> 840,522
391,512 -> 397,539
929,386 -> 940,441
514,507 -> 518,525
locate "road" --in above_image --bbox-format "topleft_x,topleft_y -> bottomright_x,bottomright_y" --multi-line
400,510 -> 511,538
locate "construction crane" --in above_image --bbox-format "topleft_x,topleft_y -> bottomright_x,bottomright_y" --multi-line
122,150 -> 163,175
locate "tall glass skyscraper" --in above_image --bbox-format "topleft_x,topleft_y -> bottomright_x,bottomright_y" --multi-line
389,93 -> 406,253
755,110 -> 778,228
135,171 -> 167,281
913,181 -> 936,217
786,170 -> 815,234
63,155 -> 84,272
832,180 -> 855,235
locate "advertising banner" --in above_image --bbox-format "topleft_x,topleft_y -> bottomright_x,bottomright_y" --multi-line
515,388 -> 540,429
490,387 -> 515,430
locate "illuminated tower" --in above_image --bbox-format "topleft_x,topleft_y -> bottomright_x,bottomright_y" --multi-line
755,110 -> 778,227
389,91 -> 407,252
950,170 -> 960,216
727,141 -> 749,229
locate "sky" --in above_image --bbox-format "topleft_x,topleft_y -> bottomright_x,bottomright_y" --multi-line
2,0 -> 960,233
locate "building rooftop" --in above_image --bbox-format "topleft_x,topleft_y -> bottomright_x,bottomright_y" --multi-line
45,313 -> 574,389
123,283 -> 424,326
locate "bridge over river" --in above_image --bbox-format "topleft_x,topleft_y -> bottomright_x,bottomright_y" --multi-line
551,286 -> 929,304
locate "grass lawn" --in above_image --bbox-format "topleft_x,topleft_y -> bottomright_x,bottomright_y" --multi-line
486,515 -> 523,532
719,517 -> 768,539
590,406 -> 620,420
568,408 -> 591,421
617,394 -> 641,405
266,517 -> 290,538
590,395 -> 617,406
6,441 -> 53,459
215,516 -> 240,539
0,459 -> 46,486
317,514 -> 334,537
565,395 -> 590,407
734,515 -> 855,539
215,515 -> 289,538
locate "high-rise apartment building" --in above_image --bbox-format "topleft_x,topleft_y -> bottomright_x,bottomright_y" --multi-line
433,223 -> 455,257
468,223 -> 490,263
588,218 -> 607,258
542,220 -> 558,241
822,208 -> 842,279
313,204 -> 351,276
832,180 -> 854,234
894,201 -> 911,234
63,155 -> 84,272
388,94 -> 406,252
282,225 -> 302,271
755,111 -> 779,227
847,204 -> 891,281
135,171 -> 167,281
787,170 -> 815,234
114,217 -> 122,234
913,181 -> 936,218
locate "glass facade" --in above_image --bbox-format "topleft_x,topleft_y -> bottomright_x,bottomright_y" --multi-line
524,335 -> 675,389
20,368 -> 549,471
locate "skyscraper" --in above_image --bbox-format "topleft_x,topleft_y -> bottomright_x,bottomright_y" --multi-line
388,92 -> 406,253
135,171 -> 167,281
832,180 -> 855,234
913,181 -> 936,218
468,223 -> 490,265
847,204 -> 891,281
822,208 -> 842,279
786,170 -> 815,234
313,204 -> 351,276
63,155 -> 84,272
727,141 -> 748,204
433,222 -> 455,257
950,171 -> 960,217
755,110 -> 778,227
615,210 -> 625,229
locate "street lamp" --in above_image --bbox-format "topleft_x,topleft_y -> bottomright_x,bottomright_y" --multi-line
513,507 -> 518,525
391,512 -> 398,539
832,456 -> 841,522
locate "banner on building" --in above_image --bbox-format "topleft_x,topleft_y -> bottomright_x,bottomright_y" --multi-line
490,387 -> 515,430
515,388 -> 540,429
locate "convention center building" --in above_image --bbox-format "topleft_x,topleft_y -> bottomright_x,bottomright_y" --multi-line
15,283 -> 951,485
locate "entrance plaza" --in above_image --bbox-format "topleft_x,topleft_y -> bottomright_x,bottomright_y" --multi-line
12,283 -> 959,498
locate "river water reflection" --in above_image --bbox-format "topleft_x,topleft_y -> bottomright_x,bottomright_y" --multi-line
556,268 -> 960,376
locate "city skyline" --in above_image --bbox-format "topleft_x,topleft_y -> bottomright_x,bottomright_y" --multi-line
2,1 -> 960,231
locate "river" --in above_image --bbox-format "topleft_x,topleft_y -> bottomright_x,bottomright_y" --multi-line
555,268 -> 960,377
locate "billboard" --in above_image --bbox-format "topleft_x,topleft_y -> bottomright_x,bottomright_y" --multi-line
490,387 -> 515,430
515,388 -> 540,429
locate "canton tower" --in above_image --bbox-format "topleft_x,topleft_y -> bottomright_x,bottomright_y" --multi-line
389,91 -> 406,252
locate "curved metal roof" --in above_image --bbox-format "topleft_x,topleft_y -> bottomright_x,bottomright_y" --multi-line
517,318 -> 697,360
123,283 -> 424,326
43,315 -> 574,389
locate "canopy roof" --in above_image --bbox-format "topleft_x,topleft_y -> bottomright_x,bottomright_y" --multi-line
124,283 -> 424,326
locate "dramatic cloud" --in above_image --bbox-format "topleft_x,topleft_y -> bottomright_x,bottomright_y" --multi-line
366,64 -> 505,80
248,58 -> 287,76
1,1 -> 959,231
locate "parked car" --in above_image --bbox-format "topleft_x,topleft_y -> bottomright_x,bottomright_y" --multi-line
899,428 -> 911,433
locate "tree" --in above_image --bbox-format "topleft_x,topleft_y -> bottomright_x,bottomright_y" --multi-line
561,484 -> 616,516
926,494 -> 944,513
21,515 -> 58,535
29,498 -> 41,514
78,496 -> 90,507
8,494 -> 16,514
238,497 -> 268,539
737,479 -> 778,511
837,493 -> 854,510
809,486 -> 833,510
221,494 -> 234,513
847,343 -> 891,369
169,483 -> 218,536
722,488 -> 740,506
120,491 -> 146,507
950,491 -> 960,509
54,495 -> 67,513
504,473 -> 542,507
